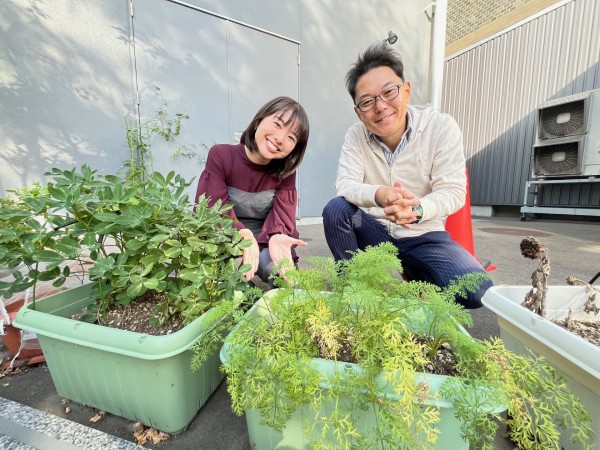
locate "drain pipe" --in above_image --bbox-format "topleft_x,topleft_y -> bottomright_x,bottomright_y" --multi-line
429,0 -> 448,111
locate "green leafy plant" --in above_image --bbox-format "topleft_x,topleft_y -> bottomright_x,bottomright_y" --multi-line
125,86 -> 206,181
0,182 -> 57,296
221,243 -> 594,450
0,165 -> 251,338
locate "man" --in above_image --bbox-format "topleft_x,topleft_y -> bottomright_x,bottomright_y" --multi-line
322,44 -> 491,308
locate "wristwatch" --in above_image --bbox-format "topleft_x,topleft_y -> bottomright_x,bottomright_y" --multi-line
411,205 -> 423,224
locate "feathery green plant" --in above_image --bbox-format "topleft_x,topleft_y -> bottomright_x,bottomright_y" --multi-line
221,243 -> 593,449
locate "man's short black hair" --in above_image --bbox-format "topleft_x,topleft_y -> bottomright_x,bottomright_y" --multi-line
345,44 -> 405,102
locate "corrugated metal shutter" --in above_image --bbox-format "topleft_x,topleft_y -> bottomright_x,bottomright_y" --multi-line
442,0 -> 600,207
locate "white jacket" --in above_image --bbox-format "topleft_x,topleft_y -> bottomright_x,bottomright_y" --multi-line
335,104 -> 466,238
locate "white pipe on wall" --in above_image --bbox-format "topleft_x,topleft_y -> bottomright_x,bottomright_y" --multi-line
429,0 -> 447,110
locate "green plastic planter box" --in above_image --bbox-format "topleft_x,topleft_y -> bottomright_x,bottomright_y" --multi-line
239,372 -> 469,450
13,283 -> 225,434
482,285 -> 600,450
221,290 -> 503,450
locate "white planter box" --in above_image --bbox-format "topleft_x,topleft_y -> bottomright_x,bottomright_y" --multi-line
482,285 -> 600,450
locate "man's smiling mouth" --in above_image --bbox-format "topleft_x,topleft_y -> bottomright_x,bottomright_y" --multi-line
375,111 -> 396,123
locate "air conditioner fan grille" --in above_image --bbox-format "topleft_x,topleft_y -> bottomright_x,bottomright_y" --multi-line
539,100 -> 585,138
534,143 -> 580,176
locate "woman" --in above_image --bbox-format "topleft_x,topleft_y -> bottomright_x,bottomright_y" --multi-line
195,96 -> 310,286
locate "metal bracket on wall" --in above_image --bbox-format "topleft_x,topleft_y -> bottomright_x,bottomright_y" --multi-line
520,178 -> 600,220
424,1 -> 436,20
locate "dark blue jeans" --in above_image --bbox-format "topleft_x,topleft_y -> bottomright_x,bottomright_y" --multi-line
322,197 -> 492,309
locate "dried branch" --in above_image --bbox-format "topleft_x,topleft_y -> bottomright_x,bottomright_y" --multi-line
566,276 -> 599,315
565,308 -> 573,330
520,237 -> 549,317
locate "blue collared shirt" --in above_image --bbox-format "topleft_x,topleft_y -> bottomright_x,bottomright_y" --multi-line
370,111 -> 413,166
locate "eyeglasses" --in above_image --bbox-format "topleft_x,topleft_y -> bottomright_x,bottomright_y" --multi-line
355,83 -> 406,112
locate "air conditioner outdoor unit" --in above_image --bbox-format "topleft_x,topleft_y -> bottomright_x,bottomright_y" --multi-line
532,88 -> 600,178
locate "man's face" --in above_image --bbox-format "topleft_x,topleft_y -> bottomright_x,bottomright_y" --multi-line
354,66 -> 411,149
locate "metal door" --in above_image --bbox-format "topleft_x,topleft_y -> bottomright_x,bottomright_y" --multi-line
132,0 -> 299,200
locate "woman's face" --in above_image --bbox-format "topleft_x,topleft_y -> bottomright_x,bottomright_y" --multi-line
251,110 -> 299,165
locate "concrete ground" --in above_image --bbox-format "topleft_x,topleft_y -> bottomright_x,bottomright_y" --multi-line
1,214 -> 599,449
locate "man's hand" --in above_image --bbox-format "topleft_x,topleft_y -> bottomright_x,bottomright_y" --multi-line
268,234 -> 308,275
239,228 -> 259,281
375,182 -> 421,228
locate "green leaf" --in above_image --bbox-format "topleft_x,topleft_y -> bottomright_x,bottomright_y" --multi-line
139,263 -> 154,277
237,263 -> 252,274
37,266 -> 61,281
46,185 -> 67,202
0,208 -> 30,220
180,285 -> 196,298
23,240 -> 36,254
163,247 -> 181,258
181,245 -> 192,259
115,292 -> 131,306
52,276 -> 66,287
83,233 -> 98,246
114,277 -> 129,288
140,253 -> 161,265
81,164 -> 93,179
204,243 -> 219,255
126,282 -> 143,298
237,238 -> 253,250
94,212 -> 120,222
151,172 -> 166,186
32,250 -> 64,264
154,270 -> 167,281
143,278 -> 160,289
150,234 -> 170,244
186,236 -> 203,248
88,257 -> 116,277
27,268 -> 40,279
86,303 -> 100,313
179,269 -> 207,283
78,314 -> 97,324
148,317 -> 161,327
113,215 -> 141,227
53,237 -> 82,256
125,239 -> 147,252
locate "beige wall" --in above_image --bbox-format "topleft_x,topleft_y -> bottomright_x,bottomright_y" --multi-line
445,0 -> 562,57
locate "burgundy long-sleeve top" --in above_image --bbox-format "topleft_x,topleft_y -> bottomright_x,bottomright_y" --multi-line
194,144 -> 299,252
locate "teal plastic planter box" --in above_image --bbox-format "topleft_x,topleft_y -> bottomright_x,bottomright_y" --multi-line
239,373 -> 469,450
221,290 -> 503,450
13,283 -> 225,434
482,285 -> 600,450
